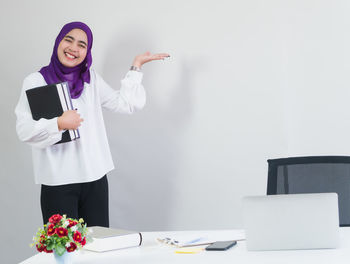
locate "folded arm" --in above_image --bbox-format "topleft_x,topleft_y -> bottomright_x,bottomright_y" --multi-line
15,77 -> 63,148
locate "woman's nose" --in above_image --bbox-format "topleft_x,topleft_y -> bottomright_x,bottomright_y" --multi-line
68,45 -> 78,53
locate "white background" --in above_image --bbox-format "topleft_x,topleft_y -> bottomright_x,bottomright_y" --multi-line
2,0 -> 350,263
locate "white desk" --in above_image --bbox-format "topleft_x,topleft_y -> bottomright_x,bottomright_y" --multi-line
20,228 -> 350,264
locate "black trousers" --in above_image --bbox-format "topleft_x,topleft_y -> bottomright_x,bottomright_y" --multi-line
41,175 -> 109,227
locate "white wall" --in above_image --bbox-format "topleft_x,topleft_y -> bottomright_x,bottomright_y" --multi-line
2,0 -> 350,262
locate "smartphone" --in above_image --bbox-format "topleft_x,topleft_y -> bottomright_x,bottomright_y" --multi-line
205,240 -> 237,251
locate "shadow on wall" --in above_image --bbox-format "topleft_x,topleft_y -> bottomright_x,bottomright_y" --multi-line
100,26 -> 201,230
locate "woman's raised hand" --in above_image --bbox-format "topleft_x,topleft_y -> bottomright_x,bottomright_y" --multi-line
132,51 -> 170,68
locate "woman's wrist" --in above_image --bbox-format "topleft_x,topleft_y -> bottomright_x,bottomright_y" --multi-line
131,59 -> 142,71
132,58 -> 142,69
130,65 -> 141,72
57,116 -> 63,131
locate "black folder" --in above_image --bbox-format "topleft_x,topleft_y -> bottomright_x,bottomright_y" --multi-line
25,82 -> 80,144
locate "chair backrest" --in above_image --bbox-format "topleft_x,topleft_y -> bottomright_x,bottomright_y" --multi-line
267,156 -> 350,226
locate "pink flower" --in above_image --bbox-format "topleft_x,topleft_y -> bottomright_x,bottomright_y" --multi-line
66,242 -> 77,252
36,244 -> 45,252
39,235 -> 46,244
68,219 -> 78,228
73,231 -> 82,242
44,248 -> 53,253
56,227 -> 68,237
47,224 -> 56,236
80,237 -> 86,246
49,214 -> 62,224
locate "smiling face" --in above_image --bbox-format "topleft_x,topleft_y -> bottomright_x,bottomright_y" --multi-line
57,28 -> 88,68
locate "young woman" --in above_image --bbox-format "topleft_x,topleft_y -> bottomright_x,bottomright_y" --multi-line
15,21 -> 169,227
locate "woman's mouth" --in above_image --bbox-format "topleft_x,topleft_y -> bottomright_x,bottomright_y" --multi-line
64,52 -> 77,60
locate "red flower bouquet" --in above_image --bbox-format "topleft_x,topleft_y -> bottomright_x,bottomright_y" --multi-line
31,214 -> 92,256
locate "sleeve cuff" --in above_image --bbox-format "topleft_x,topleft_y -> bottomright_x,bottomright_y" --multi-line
125,70 -> 143,83
46,117 -> 61,135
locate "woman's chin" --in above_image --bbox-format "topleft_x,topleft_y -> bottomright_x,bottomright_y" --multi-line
61,60 -> 79,68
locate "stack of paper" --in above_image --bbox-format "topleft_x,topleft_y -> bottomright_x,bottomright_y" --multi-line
156,229 -> 245,247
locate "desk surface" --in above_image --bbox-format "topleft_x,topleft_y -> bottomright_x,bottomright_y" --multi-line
20,228 -> 350,264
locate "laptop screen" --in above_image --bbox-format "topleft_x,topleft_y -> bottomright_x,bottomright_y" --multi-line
242,193 -> 339,251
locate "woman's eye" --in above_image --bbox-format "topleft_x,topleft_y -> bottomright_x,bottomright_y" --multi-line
79,44 -> 86,49
65,38 -> 72,43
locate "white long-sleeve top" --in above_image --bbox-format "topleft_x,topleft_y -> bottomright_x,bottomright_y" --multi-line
15,68 -> 145,186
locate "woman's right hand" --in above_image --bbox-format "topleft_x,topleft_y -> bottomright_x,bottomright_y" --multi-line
57,110 -> 83,130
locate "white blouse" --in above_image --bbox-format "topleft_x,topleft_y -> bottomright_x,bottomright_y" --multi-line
15,69 -> 145,186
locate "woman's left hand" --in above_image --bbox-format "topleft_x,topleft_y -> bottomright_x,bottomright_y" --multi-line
132,51 -> 170,68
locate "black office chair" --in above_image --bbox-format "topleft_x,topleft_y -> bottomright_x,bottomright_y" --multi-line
267,156 -> 350,227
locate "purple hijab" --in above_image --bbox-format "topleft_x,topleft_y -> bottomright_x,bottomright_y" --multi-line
39,22 -> 93,99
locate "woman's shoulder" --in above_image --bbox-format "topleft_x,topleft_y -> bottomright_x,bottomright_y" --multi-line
88,67 -> 108,87
24,71 -> 45,82
89,67 -> 101,81
23,72 -> 46,88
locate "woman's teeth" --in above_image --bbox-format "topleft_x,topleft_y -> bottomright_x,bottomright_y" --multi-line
65,53 -> 76,59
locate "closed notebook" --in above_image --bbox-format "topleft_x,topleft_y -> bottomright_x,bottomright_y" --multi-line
84,226 -> 142,252
25,82 -> 79,144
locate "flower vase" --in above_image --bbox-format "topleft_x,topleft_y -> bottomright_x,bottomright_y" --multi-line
54,251 -> 73,264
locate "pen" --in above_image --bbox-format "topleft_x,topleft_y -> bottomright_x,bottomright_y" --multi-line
175,248 -> 204,254
184,237 -> 204,245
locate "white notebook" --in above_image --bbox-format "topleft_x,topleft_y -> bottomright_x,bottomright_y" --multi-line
84,226 -> 142,252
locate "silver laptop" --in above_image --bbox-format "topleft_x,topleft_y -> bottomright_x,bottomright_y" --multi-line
242,193 -> 340,251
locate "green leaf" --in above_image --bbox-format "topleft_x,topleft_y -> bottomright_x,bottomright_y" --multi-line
56,244 -> 66,256
46,244 -> 54,250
